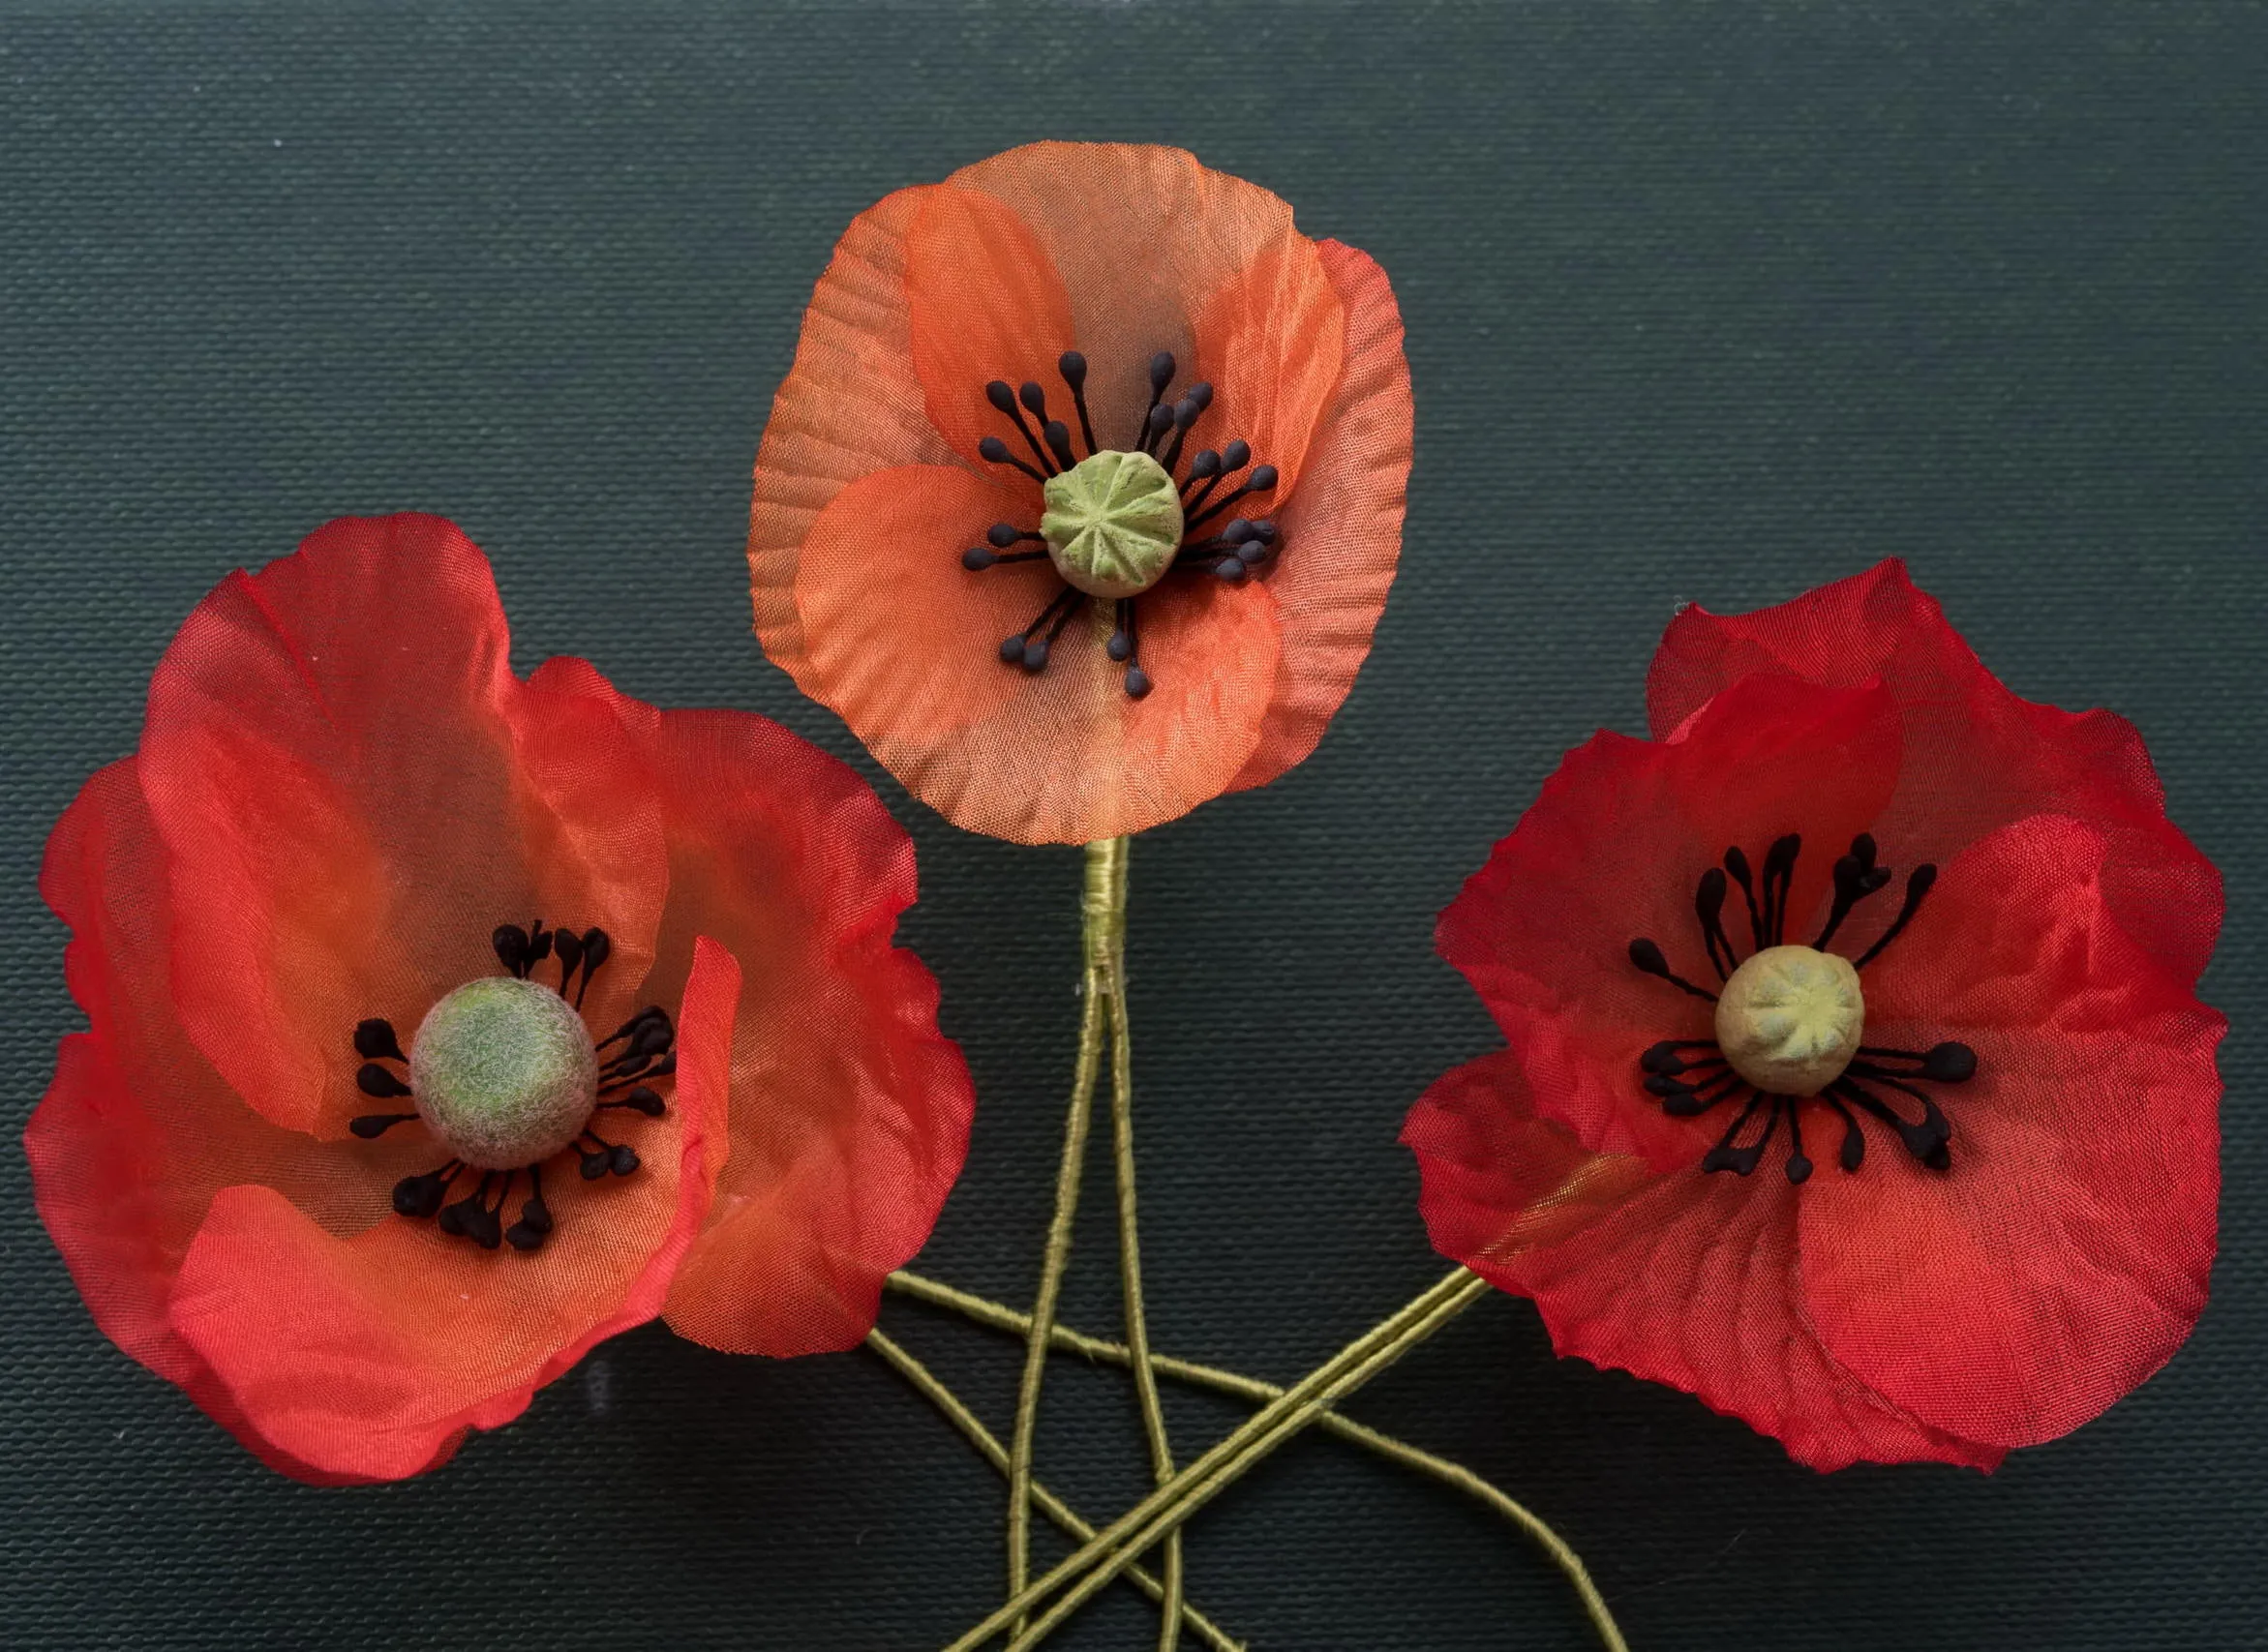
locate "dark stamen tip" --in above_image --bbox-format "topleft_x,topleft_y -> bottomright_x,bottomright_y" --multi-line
1786,1153 -> 1814,1185
1213,557 -> 1246,582
1148,350 -> 1175,390
986,523 -> 1022,549
356,1062 -> 412,1100
1222,518 -> 1255,543
1629,939 -> 1670,974
1124,666 -> 1153,699
998,634 -> 1027,664
1222,439 -> 1251,469
579,1151 -> 611,1181
1020,639 -> 1050,673
610,1146 -> 640,1177
1146,404 -> 1174,436
962,546 -> 997,570
1247,464 -> 1278,491
505,1222 -> 547,1252
978,436 -> 1013,463
353,1018 -> 405,1062
1640,1041 -> 1686,1074
1923,1041 -> 1979,1083
1923,1142 -> 1951,1171
1043,420 -> 1074,468
1106,629 -> 1132,663
1187,450 -> 1221,480
350,1111 -> 416,1139
1187,381 -> 1213,409
984,380 -> 1016,413
1017,379 -> 1047,415
392,1174 -> 446,1219
1057,349 -> 1086,382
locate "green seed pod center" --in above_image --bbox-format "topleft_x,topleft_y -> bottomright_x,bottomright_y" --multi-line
1040,449 -> 1185,598
1714,945 -> 1864,1097
408,976 -> 598,1170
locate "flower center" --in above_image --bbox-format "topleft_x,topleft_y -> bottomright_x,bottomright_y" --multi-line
408,976 -> 598,1170
348,918 -> 678,1251
958,349 -> 1282,699
1626,832 -> 1976,1184
1041,449 -> 1184,597
1713,945 -> 1862,1096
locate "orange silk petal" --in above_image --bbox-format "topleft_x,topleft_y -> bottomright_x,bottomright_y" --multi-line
796,464 -> 1282,842
949,143 -> 1302,443
1228,238 -> 1412,794
751,186 -> 960,669
137,515 -> 667,1137
166,938 -> 736,1484
905,185 -> 1078,469
1190,234 -> 1344,500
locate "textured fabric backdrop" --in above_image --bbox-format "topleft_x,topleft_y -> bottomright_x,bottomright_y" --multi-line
3,4 -> 2261,1648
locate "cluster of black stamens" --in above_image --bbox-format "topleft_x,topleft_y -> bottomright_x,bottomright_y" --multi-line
1627,832 -> 1977,1184
347,919 -> 676,1252
960,348 -> 1282,699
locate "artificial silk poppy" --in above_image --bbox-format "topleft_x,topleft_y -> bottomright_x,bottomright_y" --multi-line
748,140 -> 1413,844
1403,560 -> 2223,1471
29,514 -> 973,1484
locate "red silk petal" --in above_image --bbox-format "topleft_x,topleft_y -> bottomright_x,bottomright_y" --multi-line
1227,238 -> 1411,795
138,514 -> 667,1136
1648,559 -> 2222,984
1438,676 -> 1900,1166
166,939 -> 734,1483
569,702 -> 973,1356
1404,1053 -> 2005,1471
1800,818 -> 2223,1447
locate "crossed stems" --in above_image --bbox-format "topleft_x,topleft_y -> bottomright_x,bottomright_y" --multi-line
875,1271 -> 1629,1652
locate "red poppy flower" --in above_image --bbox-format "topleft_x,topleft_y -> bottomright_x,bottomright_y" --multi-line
748,140 -> 1413,844
28,514 -> 973,1484
1403,560 -> 2223,1470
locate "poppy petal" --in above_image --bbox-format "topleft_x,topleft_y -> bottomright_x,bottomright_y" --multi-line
136,514 -> 669,1137
1799,816 -> 2223,1448
751,185 -> 962,669
951,142 -> 1303,443
1227,238 -> 1412,795
1189,231 -> 1345,501
587,701 -> 974,1356
29,760 -> 439,1482
1438,676 -> 1901,1167
794,465 -> 1281,844
1404,1052 -> 2006,1471
905,184 -> 1079,469
1648,559 -> 2222,984
166,938 -> 734,1484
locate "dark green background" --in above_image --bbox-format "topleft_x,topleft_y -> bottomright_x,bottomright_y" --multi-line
3,3 -> 2261,1647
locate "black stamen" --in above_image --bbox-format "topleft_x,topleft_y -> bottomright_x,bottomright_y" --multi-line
601,1086 -> 667,1117
356,1062 -> 413,1099
1823,1093 -> 1867,1171
1137,350 -> 1175,445
554,928 -> 584,998
575,930 -> 610,1010
392,1160 -> 461,1219
987,523 -> 1041,549
1695,866 -> 1738,979
1759,834 -> 1801,946
1140,401 -> 1174,455
1831,1077 -> 1952,1169
353,1018 -> 405,1062
440,1172 -> 503,1248
1701,1091 -> 1774,1175
1058,351 -> 1097,457
978,436 -> 1046,484
1640,1038 -> 1724,1075
1784,1102 -> 1813,1184
1180,450 -> 1221,496
1185,465 -> 1278,533
1001,586 -> 1081,669
986,381 -> 1057,476
350,1111 -> 418,1138
1853,864 -> 1939,969
1655,1068 -> 1746,1117
602,1051 -> 674,1090
1813,834 -> 1893,949
1854,1041 -> 1978,1084
1722,847 -> 1765,953
1159,388 -> 1209,474
963,546 -> 1050,570
1043,420 -> 1075,470
1627,938 -> 1719,1003
492,923 -> 529,976
505,1161 -> 553,1251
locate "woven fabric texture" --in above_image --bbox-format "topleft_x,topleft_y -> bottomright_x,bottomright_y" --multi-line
2,4 -> 2261,1648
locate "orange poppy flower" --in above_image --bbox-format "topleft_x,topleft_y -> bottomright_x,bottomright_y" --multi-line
28,515 -> 973,1483
749,141 -> 1413,844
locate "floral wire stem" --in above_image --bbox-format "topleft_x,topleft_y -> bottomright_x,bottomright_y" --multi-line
1004,839 -> 1118,1630
886,1271 -> 1627,1652
1098,836 -> 1187,1650
864,1329 -> 1246,1652
946,1268 -> 1490,1652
